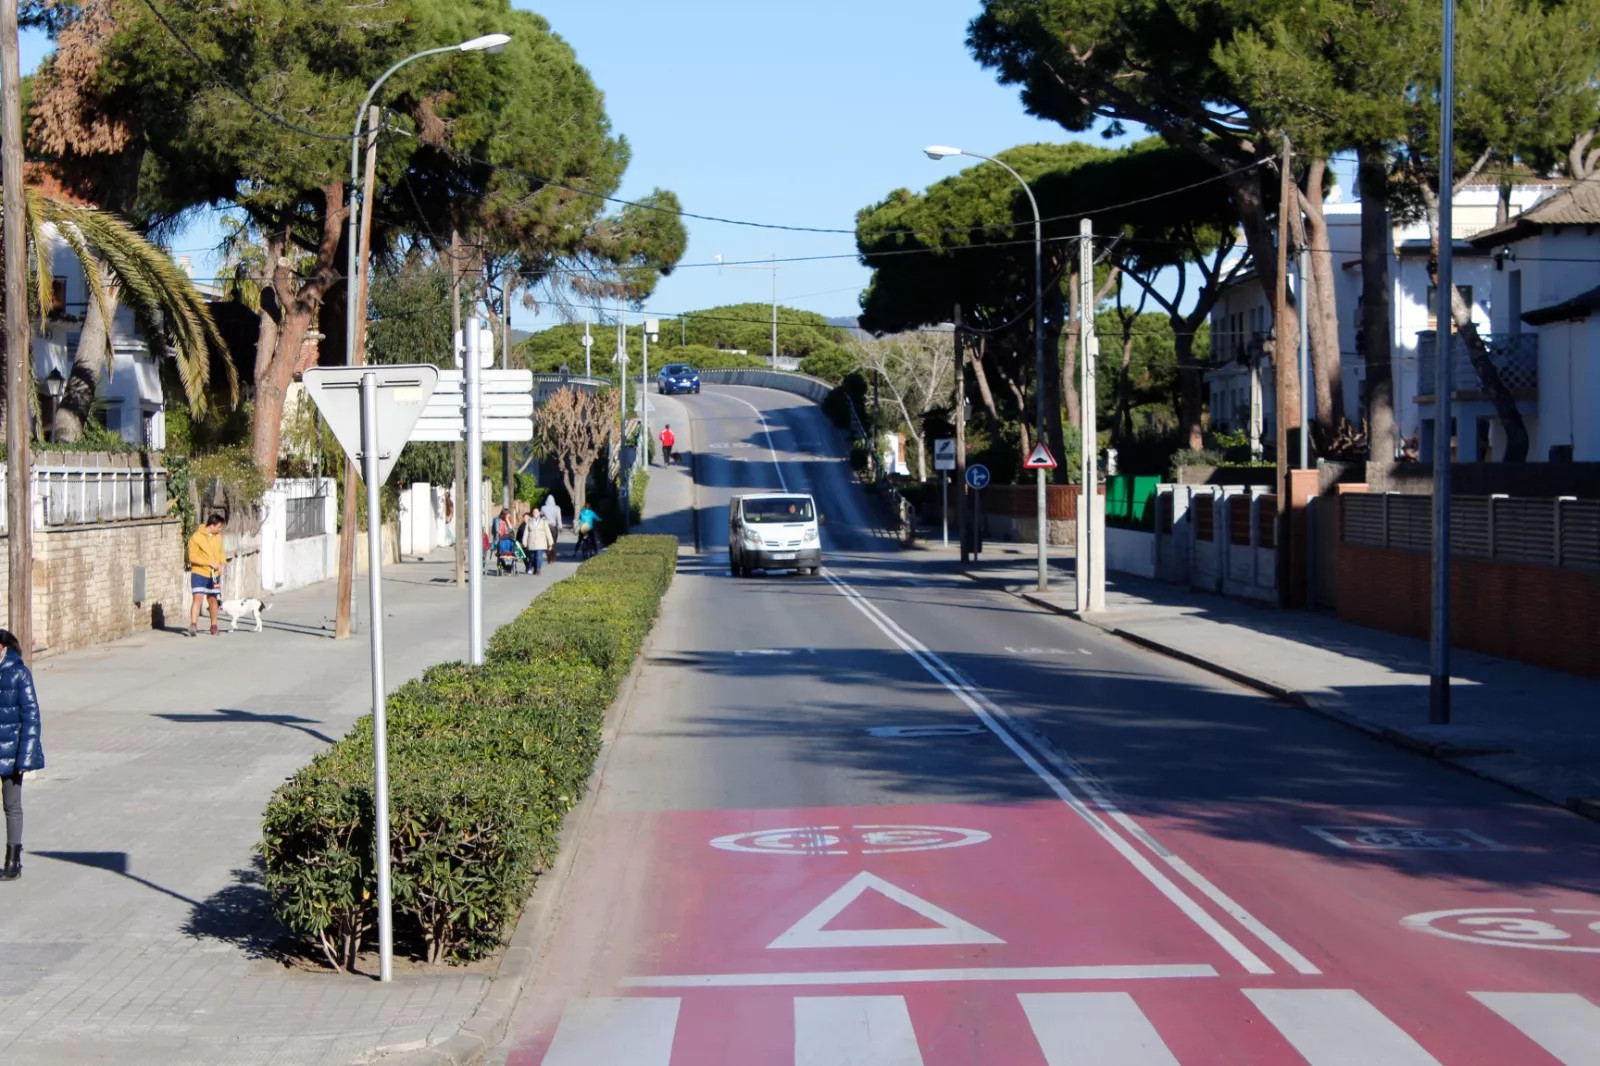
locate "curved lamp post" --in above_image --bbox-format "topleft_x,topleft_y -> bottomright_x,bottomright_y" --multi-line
925,146 -> 1049,591
345,33 -> 511,373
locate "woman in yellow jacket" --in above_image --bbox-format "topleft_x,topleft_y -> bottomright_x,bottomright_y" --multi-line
187,513 -> 226,637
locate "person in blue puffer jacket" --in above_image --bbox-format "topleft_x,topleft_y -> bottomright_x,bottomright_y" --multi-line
0,629 -> 44,881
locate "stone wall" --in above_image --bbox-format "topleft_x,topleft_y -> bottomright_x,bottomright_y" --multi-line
0,518 -> 185,656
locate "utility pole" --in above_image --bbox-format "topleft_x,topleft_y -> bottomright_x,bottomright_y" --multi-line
336,106 -> 380,641
770,254 -> 779,370
501,270 -> 513,510
1298,243 -> 1311,471
583,317 -> 592,378
2,3 -> 32,660
1075,219 -> 1104,612
451,230 -> 466,587
1274,134 -> 1295,609
954,305 -> 968,564
1430,0 -> 1458,724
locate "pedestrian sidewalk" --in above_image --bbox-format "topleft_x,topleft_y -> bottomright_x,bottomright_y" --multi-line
0,549 -> 582,1066
913,541 -> 1600,820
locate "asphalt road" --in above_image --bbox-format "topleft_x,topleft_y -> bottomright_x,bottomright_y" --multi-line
495,385 -> 1600,1066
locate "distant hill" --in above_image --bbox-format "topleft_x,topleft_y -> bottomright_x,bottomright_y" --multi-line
827,314 -> 869,339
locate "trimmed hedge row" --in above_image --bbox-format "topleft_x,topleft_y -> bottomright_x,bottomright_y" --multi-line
260,535 -> 678,969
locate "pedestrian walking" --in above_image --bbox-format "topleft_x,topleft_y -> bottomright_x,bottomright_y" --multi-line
187,513 -> 226,637
576,504 -> 601,559
658,424 -> 676,466
523,510 -> 554,574
541,495 -> 563,559
0,629 -> 44,882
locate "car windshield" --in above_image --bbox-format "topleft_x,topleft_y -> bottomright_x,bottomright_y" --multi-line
662,364 -> 693,376
742,497 -> 814,523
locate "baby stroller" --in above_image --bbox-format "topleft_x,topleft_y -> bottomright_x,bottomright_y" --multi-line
493,535 -> 523,575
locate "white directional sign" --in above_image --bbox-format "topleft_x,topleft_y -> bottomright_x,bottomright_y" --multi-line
933,437 -> 956,471
410,367 -> 535,442
302,365 -> 438,484
453,324 -> 495,369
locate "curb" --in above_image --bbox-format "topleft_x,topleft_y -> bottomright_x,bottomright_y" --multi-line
982,576 -> 1600,826
377,598 -> 669,1066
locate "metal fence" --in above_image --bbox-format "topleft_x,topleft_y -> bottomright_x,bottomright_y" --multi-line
1416,332 -> 1539,397
1,462 -> 171,532
1342,492 -> 1600,570
284,493 -> 328,541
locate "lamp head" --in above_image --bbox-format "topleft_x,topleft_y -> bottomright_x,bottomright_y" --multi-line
924,145 -> 963,160
45,368 -> 65,399
459,33 -> 511,54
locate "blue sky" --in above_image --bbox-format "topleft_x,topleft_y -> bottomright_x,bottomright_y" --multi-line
20,2 -> 1139,332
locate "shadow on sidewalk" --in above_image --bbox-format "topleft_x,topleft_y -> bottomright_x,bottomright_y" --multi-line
152,707 -> 339,746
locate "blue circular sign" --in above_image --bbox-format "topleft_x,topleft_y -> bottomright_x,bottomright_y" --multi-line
965,464 -> 991,490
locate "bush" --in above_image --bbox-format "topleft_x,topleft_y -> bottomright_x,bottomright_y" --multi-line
630,467 -> 649,525
260,535 -> 678,969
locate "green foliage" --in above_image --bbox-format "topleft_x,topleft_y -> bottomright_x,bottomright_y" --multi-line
261,535 -> 678,968
1169,448 -> 1227,480
799,344 -> 857,384
514,472 -> 548,509
517,309 -> 848,376
36,418 -> 135,454
191,446 -> 269,512
629,468 -> 649,525
369,261 -> 452,369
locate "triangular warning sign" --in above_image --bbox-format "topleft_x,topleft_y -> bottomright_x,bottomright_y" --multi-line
767,871 -> 1005,949
1023,441 -> 1057,469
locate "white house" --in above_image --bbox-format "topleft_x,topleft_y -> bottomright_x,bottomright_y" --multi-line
29,228 -> 189,449
1469,178 -> 1600,461
1206,180 -> 1565,458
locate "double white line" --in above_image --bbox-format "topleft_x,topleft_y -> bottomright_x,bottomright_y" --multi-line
823,570 -> 1321,978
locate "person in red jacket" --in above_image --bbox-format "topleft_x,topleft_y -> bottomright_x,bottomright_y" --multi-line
658,424 -> 676,466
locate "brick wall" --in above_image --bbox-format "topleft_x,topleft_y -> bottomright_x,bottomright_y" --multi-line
1336,542 -> 1600,677
0,518 -> 185,657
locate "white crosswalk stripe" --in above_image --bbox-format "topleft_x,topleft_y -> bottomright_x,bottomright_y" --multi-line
795,995 -> 925,1066
1472,992 -> 1600,1066
1245,989 -> 1444,1066
540,997 -> 680,1066
1019,991 -> 1182,1066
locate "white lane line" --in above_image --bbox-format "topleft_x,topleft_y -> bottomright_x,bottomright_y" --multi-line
1471,992 -> 1600,1065
821,571 -> 1275,976
1245,989 -> 1443,1066
712,389 -> 789,491
540,997 -> 679,1066
936,659 -> 1320,976
622,963 -> 1217,989
795,996 -> 925,1066
1019,992 -> 1183,1066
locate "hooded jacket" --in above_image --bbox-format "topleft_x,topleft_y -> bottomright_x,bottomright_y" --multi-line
0,650 -> 44,777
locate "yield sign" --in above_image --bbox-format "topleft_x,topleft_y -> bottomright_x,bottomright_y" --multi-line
1023,441 -> 1057,469
301,365 -> 438,485
768,871 -> 1004,949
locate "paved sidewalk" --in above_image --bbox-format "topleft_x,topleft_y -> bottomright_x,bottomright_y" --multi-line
912,541 -> 1600,819
0,549 -> 581,1066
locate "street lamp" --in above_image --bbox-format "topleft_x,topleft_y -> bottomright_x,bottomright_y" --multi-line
43,368 -> 64,440
340,30 -> 509,990
925,145 -> 1049,591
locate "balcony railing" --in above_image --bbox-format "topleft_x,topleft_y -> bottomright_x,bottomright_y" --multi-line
1416,331 -> 1538,401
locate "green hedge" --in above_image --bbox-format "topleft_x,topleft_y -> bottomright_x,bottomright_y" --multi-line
260,535 -> 678,970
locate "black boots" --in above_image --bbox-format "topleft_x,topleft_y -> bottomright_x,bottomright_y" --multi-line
0,844 -> 21,881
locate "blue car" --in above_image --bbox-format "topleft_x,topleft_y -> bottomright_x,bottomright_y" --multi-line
656,363 -> 700,395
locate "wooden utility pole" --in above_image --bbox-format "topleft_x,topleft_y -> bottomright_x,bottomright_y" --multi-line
335,107 -> 380,640
501,269 -> 514,510
451,230 -> 466,587
1274,133 -> 1295,608
953,305 -> 968,563
3,5 -> 33,660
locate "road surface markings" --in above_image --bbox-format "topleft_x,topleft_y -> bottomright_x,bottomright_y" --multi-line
714,391 -> 790,491
1244,989 -> 1444,1066
822,569 -> 1319,977
540,996 -> 679,1066
1305,826 -> 1506,851
1019,992 -> 1181,1066
1403,907 -> 1600,952
1471,992 -> 1600,1066
866,724 -> 987,738
767,871 -> 1004,949
621,963 -> 1217,989
1004,646 -> 1093,656
795,996 -> 923,1066
710,824 -> 991,856
538,987 -> 1600,1063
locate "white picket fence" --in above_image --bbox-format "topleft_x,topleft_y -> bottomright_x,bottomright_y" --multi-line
0,459 -> 170,533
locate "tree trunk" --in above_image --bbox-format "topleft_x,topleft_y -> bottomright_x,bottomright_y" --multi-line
1230,166 -> 1303,442
968,337 -> 1001,421
1300,160 -> 1344,439
1173,316 -> 1205,450
1424,194 -> 1530,462
1358,147 -> 1397,460
54,273 -> 117,442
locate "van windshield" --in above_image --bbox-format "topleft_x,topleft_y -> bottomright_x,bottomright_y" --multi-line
742,497 -> 814,523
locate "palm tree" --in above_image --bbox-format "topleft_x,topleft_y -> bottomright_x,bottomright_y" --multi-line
5,188 -> 232,442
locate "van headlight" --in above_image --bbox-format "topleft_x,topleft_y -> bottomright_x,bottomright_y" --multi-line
803,529 -> 818,543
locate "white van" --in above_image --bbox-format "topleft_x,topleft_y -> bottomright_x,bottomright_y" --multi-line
728,493 -> 822,576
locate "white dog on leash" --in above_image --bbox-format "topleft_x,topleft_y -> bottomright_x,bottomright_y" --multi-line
219,597 -> 271,633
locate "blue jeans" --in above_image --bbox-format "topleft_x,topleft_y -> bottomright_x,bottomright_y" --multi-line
531,549 -> 546,573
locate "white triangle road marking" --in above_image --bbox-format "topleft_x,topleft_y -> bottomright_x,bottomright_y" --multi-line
768,871 -> 1005,949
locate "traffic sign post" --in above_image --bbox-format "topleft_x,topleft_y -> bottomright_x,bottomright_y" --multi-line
934,439 -> 955,548
965,464 -> 989,557
300,362 -> 438,985
466,321 -> 484,666
1023,441 -> 1056,470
